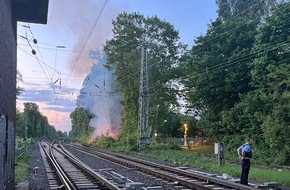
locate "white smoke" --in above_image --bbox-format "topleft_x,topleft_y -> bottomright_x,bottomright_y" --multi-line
77,50 -> 123,137
48,0 -> 127,76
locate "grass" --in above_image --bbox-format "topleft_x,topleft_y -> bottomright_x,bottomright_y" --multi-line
15,153 -> 30,183
135,146 -> 290,187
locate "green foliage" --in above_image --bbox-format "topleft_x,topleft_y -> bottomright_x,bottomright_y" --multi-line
178,0 -> 290,165
16,102 -> 63,140
182,16 -> 256,115
15,151 -> 30,183
137,148 -> 290,186
150,139 -> 181,150
237,2 -> 290,164
23,102 -> 41,138
70,107 -> 95,139
155,109 -> 184,139
216,0 -> 276,22
16,70 -> 23,98
107,135 -> 137,152
93,132 -> 113,148
16,109 -> 25,138
74,126 -> 95,144
118,131 -> 138,151
179,15 -> 258,139
104,12 -> 185,149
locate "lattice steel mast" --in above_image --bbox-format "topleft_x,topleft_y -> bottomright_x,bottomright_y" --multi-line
137,39 -> 150,151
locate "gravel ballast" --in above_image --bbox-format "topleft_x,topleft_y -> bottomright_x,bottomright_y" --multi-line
27,141 -> 290,190
28,142 -> 50,190
28,141 -> 174,189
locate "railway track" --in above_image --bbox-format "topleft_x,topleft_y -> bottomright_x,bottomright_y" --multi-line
39,141 -> 126,189
63,142 -> 265,190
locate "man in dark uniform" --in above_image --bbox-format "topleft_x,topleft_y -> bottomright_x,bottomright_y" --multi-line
237,138 -> 253,185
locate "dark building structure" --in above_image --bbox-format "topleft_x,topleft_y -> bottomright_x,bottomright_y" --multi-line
0,0 -> 48,189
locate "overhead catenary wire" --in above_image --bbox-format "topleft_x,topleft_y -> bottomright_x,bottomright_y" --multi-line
147,41 -> 290,92
26,23 -> 54,81
87,77 -> 100,89
52,46 -> 66,79
16,0 -> 264,54
17,45 -> 55,93
23,24 -> 69,93
107,1 -> 288,91
185,0 -> 272,49
56,0 -> 109,102
17,46 -> 52,87
17,46 -> 85,96
15,1 -> 289,131
17,1 -> 287,100
18,24 -> 75,94
53,41 -> 290,96
17,0 -> 275,93
20,24 -> 53,85
17,42 -> 89,53
21,40 -> 289,98
17,46 -> 84,79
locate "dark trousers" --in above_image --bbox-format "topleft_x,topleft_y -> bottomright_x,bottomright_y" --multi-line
240,159 -> 251,185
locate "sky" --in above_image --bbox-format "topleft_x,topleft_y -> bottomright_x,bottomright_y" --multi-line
16,0 -> 218,133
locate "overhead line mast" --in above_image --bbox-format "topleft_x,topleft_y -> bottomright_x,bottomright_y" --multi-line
137,38 -> 150,151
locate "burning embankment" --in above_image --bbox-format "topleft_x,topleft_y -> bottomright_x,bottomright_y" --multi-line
77,51 -> 123,138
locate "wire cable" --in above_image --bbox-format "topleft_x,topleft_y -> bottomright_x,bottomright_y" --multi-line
107,2 -> 288,92
185,0 -> 272,49
56,0 -> 109,102
17,45 -> 84,79
17,46 -> 53,92
27,23 -> 54,81
147,41 -> 290,92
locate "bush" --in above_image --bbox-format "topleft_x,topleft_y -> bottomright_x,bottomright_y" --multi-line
93,134 -> 112,148
150,140 -> 181,150
15,152 -> 30,183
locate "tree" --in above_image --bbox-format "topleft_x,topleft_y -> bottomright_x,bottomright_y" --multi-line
16,108 -> 25,138
220,1 -> 290,164
70,107 -> 94,139
23,102 -> 42,138
248,1 -> 290,164
16,70 -> 23,98
104,12 -> 185,147
155,108 -> 182,139
46,125 -> 58,139
17,102 -> 61,139
181,18 -> 257,139
36,116 -> 49,137
180,0 -> 275,140
216,0 -> 276,22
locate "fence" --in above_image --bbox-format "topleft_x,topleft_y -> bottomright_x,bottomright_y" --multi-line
15,138 -> 31,160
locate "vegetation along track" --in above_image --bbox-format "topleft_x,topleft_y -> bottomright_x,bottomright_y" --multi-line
64,142 -> 274,190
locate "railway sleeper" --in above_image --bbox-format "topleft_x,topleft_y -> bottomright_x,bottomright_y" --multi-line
50,185 -> 65,190
125,182 -> 146,189
255,182 -> 281,190
75,184 -> 100,189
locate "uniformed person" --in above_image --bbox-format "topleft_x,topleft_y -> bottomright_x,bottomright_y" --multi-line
237,138 -> 253,185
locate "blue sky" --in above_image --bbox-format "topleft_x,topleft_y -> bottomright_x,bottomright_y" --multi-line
17,0 -> 218,132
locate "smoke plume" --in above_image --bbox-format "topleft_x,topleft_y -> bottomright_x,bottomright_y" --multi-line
76,50 -> 123,137
48,0 -> 126,76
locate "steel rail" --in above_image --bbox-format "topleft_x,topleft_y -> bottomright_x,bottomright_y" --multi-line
41,140 -> 124,190
65,142 -> 256,190
41,141 -> 76,190
56,141 -> 122,190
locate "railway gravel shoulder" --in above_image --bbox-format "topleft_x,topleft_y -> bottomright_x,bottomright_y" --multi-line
29,141 -> 50,190
26,141 -> 290,190
64,145 -> 177,189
